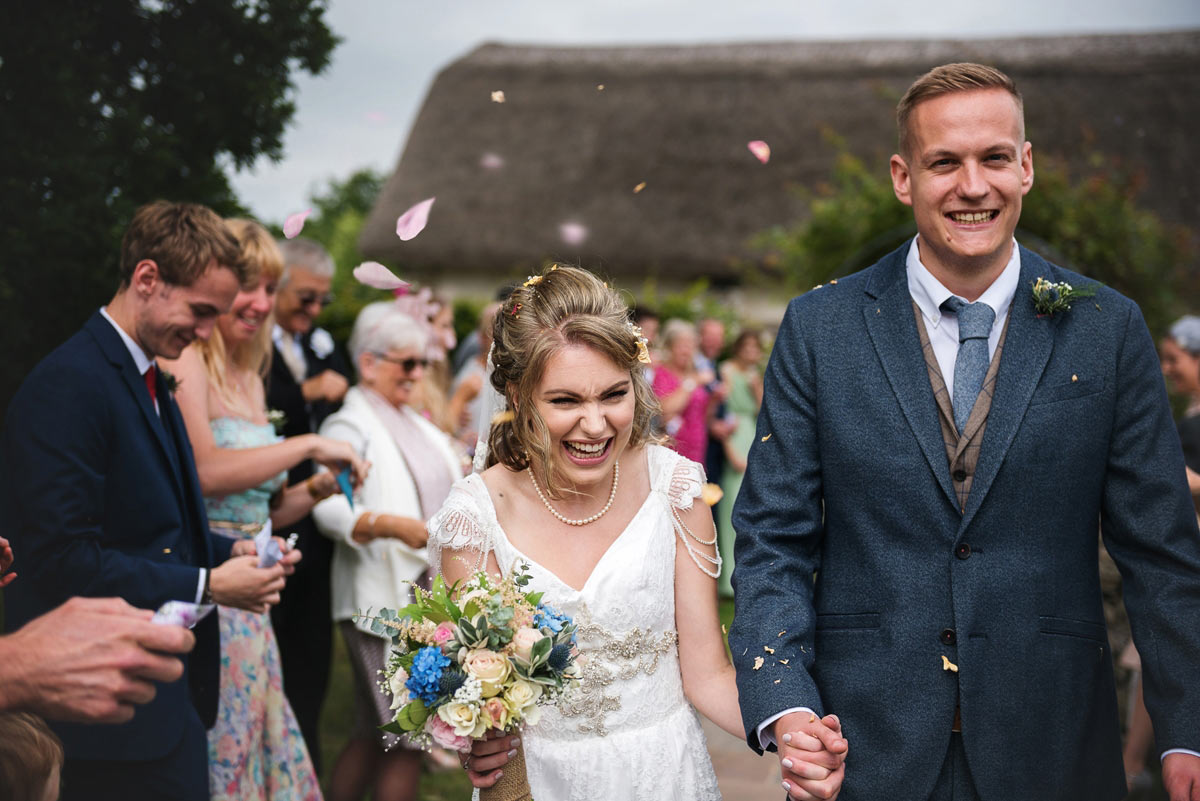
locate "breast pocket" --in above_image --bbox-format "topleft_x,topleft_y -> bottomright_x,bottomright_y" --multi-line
1028,378 -> 1105,406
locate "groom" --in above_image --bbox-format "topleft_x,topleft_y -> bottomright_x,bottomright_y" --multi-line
730,63 -> 1200,801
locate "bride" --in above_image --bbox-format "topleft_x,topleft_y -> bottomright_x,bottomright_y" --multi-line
427,265 -> 743,799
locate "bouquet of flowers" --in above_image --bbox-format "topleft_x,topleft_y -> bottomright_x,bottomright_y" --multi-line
358,564 -> 580,801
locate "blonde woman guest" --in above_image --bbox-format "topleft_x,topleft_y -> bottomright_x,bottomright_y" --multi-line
164,219 -> 367,800
313,305 -> 463,801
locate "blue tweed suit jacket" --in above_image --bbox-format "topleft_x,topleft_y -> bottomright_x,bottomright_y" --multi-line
730,242 -> 1200,801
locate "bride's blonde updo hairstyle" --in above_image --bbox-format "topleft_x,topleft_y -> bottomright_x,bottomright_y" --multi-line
487,264 -> 660,495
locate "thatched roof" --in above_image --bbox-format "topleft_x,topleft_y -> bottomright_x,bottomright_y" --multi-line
361,31 -> 1200,286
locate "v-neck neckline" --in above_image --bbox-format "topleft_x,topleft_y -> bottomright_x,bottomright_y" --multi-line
473,452 -> 657,595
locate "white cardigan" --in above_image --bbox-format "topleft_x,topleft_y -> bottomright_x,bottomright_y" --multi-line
313,386 -> 464,633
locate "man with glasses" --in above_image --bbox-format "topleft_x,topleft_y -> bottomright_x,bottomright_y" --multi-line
266,236 -> 350,774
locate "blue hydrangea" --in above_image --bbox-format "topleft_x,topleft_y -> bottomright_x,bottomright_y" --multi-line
534,603 -> 573,634
406,646 -> 450,705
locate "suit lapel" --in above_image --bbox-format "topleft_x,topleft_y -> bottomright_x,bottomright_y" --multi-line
863,248 -> 958,510
958,247 -> 1058,533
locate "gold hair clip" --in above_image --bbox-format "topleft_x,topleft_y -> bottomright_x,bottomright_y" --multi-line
491,410 -> 515,425
628,322 -> 652,365
523,275 -> 543,287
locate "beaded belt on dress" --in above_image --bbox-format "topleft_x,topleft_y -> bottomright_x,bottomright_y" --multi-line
209,520 -> 263,536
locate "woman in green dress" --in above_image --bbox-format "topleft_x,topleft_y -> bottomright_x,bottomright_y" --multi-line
716,329 -> 764,597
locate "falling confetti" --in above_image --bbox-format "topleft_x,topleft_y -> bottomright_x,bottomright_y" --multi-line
774,679 -> 781,684
748,140 -> 771,164
701,483 -> 724,507
721,624 -> 727,634
761,434 -> 772,442
779,659 -> 789,665
1071,374 -> 1078,382
633,181 -> 646,193
559,222 -> 589,246
763,645 -> 775,654
777,630 -> 786,637
941,655 -> 959,673
480,152 -> 505,170
395,197 -> 435,241
753,656 -> 764,670
491,90 -> 506,103
597,84 -> 605,91
352,261 -> 409,291
283,209 -> 311,239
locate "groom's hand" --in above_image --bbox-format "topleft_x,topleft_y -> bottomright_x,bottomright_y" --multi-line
462,729 -> 521,788
774,711 -> 848,800
1163,752 -> 1200,801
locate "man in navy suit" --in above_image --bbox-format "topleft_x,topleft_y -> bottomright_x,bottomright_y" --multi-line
2,201 -> 295,801
731,63 -> 1200,801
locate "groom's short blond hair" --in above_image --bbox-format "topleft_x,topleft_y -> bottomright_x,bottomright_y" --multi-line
897,63 -> 1024,157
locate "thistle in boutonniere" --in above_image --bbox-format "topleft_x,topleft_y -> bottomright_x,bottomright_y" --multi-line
161,369 -> 180,393
1031,277 -> 1097,317
267,409 -> 287,434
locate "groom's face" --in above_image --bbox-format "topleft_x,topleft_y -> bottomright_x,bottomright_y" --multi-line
890,87 -> 1033,279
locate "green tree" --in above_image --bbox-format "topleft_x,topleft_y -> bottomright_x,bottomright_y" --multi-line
0,0 -> 338,410
755,147 -> 1194,338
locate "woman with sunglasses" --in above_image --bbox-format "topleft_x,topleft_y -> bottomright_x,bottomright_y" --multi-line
312,301 -> 465,801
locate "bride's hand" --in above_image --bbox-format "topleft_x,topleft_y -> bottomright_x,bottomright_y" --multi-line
462,730 -> 521,788
774,712 -> 848,800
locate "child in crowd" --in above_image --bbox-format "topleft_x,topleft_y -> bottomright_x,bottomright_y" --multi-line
0,712 -> 64,801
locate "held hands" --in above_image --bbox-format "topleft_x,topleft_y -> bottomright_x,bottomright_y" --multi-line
774,711 -> 848,801
301,369 -> 349,404
1163,752 -> 1200,801
0,597 -> 194,723
209,555 -> 286,614
462,729 -> 520,788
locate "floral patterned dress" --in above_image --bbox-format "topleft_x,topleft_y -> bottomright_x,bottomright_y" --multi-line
205,417 -> 322,801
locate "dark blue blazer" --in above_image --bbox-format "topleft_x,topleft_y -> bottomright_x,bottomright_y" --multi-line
1,311 -> 231,761
730,243 -> 1200,801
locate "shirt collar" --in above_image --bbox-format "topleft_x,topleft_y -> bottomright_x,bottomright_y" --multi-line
906,236 -> 1021,328
100,306 -> 155,375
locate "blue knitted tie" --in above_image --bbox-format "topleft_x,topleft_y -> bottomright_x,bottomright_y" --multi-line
942,297 -> 995,434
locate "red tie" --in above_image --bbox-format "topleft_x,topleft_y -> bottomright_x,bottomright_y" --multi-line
144,365 -> 158,405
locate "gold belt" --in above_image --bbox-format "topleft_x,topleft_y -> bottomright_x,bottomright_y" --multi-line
209,520 -> 263,534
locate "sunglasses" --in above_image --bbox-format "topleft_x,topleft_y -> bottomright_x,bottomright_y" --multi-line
296,291 -> 335,308
372,353 -> 428,373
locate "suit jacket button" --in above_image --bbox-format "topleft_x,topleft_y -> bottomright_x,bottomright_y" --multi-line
955,543 -> 971,560
940,628 -> 957,646
952,469 -> 968,482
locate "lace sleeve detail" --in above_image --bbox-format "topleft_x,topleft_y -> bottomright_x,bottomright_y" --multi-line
655,446 -> 721,579
426,479 -> 493,579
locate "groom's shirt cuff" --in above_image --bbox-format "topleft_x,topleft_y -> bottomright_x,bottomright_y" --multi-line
756,707 -> 814,750
1162,748 -> 1200,761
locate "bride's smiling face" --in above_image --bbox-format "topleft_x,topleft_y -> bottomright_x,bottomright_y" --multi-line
534,343 -> 636,490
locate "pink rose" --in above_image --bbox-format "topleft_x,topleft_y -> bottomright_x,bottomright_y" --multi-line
426,711 -> 472,752
511,627 -> 545,663
483,696 -> 510,730
434,621 -> 456,644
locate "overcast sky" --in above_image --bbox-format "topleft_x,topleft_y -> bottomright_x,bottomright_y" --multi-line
229,0 -> 1200,223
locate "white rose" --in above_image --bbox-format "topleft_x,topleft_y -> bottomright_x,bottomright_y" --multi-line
438,701 -> 486,738
511,627 -> 545,663
503,678 -> 542,711
387,667 -> 410,710
464,649 -> 511,698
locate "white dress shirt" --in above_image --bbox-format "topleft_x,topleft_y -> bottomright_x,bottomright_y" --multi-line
100,306 -> 206,604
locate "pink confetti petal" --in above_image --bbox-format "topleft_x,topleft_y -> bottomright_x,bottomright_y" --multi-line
559,221 -> 588,246
747,140 -> 771,164
353,261 -> 410,291
395,197 -> 435,241
480,153 -> 505,170
283,208 -> 312,239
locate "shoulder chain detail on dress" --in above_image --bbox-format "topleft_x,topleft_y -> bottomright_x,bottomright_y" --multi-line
557,621 -> 680,736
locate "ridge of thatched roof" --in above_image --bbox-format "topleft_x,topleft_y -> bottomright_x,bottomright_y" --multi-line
362,31 -> 1200,286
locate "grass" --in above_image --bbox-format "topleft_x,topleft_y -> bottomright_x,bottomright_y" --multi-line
317,599 -> 737,799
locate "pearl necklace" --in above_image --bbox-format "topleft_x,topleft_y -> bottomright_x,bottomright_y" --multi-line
529,461 -> 620,526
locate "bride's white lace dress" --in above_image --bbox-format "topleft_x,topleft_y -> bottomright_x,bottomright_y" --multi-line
427,444 -> 722,801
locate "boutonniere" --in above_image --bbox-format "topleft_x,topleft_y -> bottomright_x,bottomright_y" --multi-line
161,369 -> 180,393
1031,277 -> 1097,318
267,409 -> 287,434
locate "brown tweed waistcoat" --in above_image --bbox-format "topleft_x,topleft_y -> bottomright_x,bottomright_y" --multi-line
913,301 -> 1011,513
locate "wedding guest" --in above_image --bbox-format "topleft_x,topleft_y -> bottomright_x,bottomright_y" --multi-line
716,329 -> 764,598
394,288 -> 459,433
652,319 -> 717,464
2,200 -> 285,801
449,302 -> 500,448
164,218 -> 367,800
267,236 -> 351,771
0,597 -> 194,723
313,306 -> 463,801
0,712 -> 64,801
1160,315 -> 1200,494
431,265 -> 743,799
